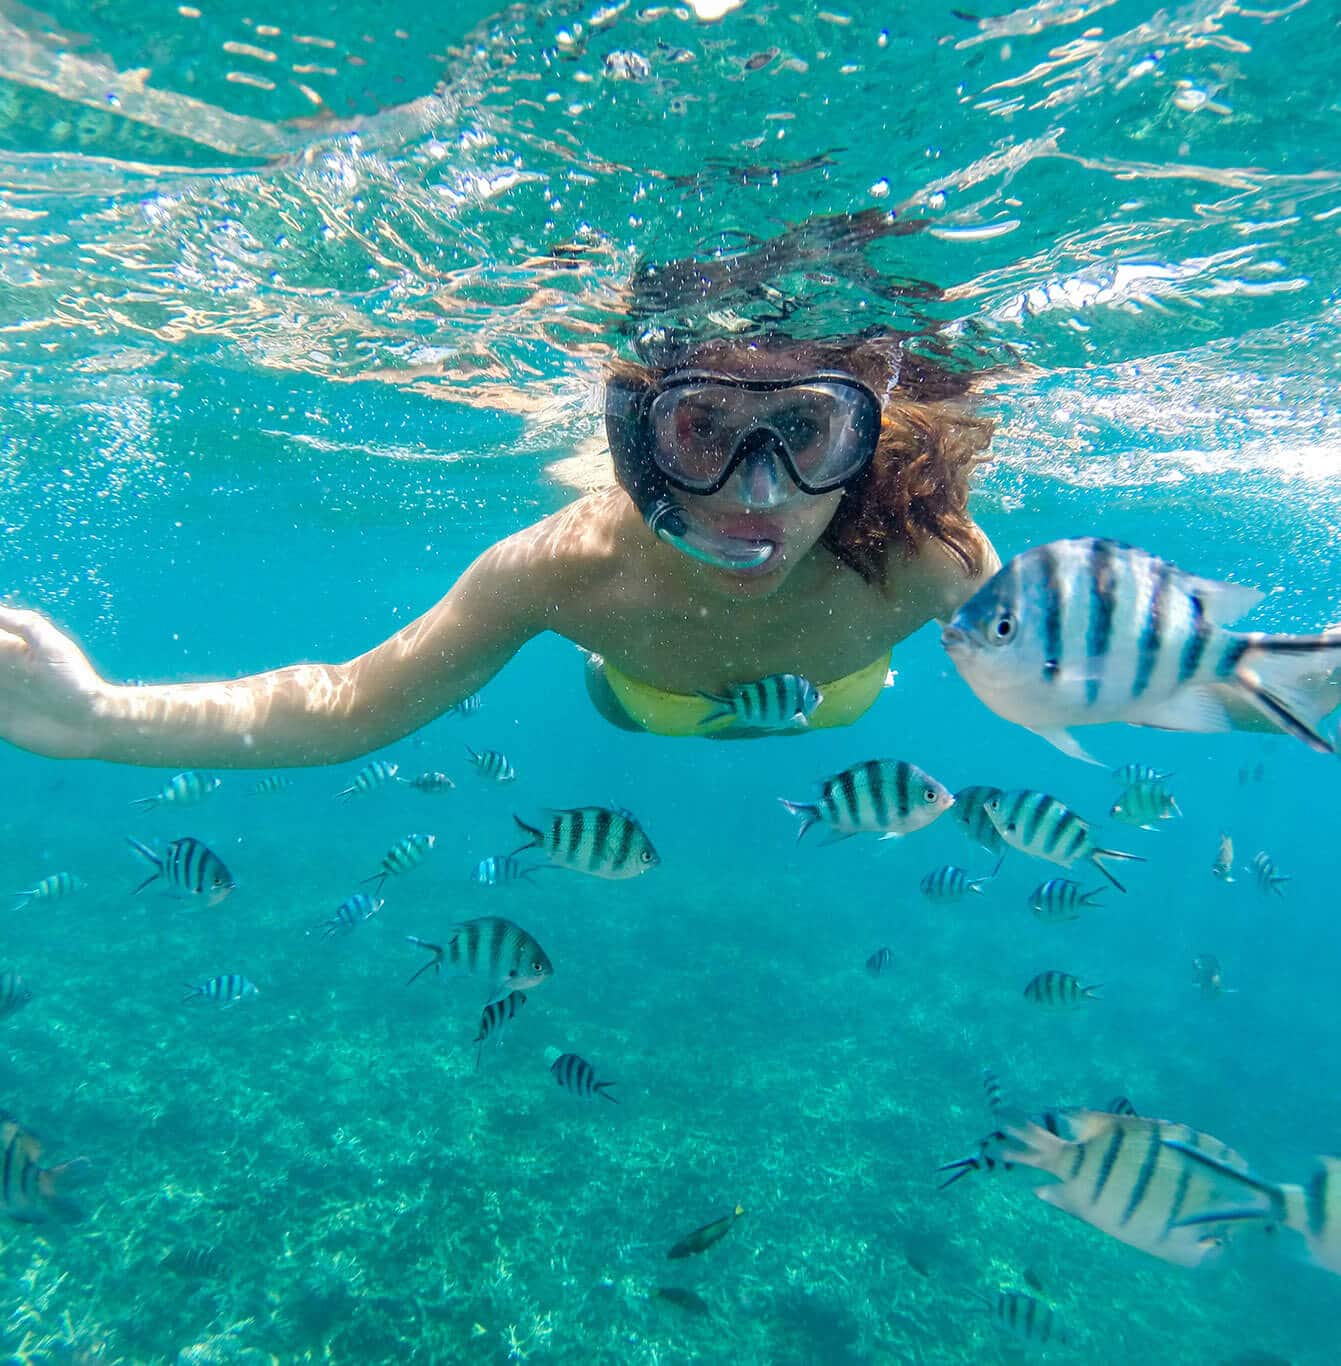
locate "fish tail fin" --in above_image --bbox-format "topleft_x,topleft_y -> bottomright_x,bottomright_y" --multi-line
1159,1139 -> 1286,1224
9,891 -> 33,912
1231,633 -> 1341,754
404,936 -> 445,986
38,1156 -> 90,1222
695,691 -> 735,726
1083,983 -> 1104,1001
1090,847 -> 1145,892
128,795 -> 159,812
1271,873 -> 1291,897
360,871 -> 389,892
126,837 -> 162,896
510,814 -> 543,855
1081,887 -> 1106,907
182,983 -> 203,1002
996,1112 -> 1072,1178
596,1082 -> 618,1103
778,798 -> 820,843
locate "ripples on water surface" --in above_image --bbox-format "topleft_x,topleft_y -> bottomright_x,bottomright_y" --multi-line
1,1 -> 1340,1363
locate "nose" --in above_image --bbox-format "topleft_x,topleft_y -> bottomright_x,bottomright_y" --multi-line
728,429 -> 795,509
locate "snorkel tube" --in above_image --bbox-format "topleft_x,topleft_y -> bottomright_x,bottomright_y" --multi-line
604,375 -> 776,571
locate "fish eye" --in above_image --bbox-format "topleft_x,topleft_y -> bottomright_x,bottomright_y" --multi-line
640,849 -> 654,862
923,788 -> 940,803
993,614 -> 1015,641
531,959 -> 544,973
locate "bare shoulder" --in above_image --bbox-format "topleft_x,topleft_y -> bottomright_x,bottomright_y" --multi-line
884,527 -> 1001,621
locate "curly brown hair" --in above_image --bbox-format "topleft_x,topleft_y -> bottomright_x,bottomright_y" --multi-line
606,332 -> 994,585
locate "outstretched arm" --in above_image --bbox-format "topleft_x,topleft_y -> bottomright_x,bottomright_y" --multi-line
0,524 -> 558,769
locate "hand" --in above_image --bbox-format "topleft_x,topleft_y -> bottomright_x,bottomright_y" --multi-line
0,606 -> 109,758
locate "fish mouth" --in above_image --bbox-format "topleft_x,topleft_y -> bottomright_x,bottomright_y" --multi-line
940,623 -> 969,652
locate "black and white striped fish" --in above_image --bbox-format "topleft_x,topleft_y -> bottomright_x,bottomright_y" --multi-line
943,538 -> 1341,762
1,1116 -> 84,1223
466,747 -> 515,782
697,672 -> 822,731
184,974 -> 258,1007
251,775 -> 292,796
952,785 -> 1006,856
1023,970 -> 1101,1007
512,807 -> 659,879
127,837 -> 234,907
336,759 -> 399,799
1028,877 -> 1104,922
866,946 -> 895,977
405,916 -> 553,1004
780,760 -> 954,843
448,693 -> 483,717
471,855 -> 540,887
982,1069 -> 1006,1115
920,860 -> 999,903
1110,779 -> 1181,830
550,1051 -> 617,1102
364,834 -> 436,891
409,771 -> 456,794
11,872 -> 86,911
131,771 -> 222,812
1250,850 -> 1289,897
976,1290 -> 1067,1347
1112,762 -> 1172,786
474,990 -> 527,1069
984,789 -> 1143,891
318,892 -> 383,937
0,973 -> 32,1019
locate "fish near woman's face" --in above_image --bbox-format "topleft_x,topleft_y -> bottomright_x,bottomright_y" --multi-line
941,567 -> 1046,724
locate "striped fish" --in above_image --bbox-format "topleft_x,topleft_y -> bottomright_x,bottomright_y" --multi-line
409,771 -> 456,794
550,1051 -> 617,1102
1029,877 -> 1104,922
405,916 -> 553,1004
977,1290 -> 1067,1347
131,771 -> 222,812
1106,1096 -> 1139,1117
984,789 -> 1143,891
184,974 -> 258,1007
866,946 -> 895,977
1161,1145 -> 1341,1278
1110,779 -> 1181,830
364,834 -> 436,892
466,746 -> 515,782
448,693 -> 483,717
952,785 -> 1005,856
471,855 -> 539,887
336,759 -> 399,799
251,775 -> 292,797
697,672 -> 822,730
1024,970 -> 1101,1007
1250,850 -> 1289,897
1,1116 -> 84,1223
1212,832 -> 1234,883
127,837 -> 234,907
474,990 -> 526,1069
1192,954 -> 1230,998
11,871 -> 86,911
512,807 -> 659,879
982,1069 -> 1005,1116
0,973 -> 32,1019
919,861 -> 998,903
986,1109 -> 1257,1267
1113,762 -> 1172,786
943,538 -> 1341,762
319,892 -> 383,938
780,760 -> 954,843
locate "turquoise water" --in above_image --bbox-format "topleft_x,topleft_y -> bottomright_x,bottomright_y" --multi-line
2,0 -> 1341,1361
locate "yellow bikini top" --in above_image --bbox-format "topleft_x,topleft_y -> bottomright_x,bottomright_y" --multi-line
602,655 -> 890,737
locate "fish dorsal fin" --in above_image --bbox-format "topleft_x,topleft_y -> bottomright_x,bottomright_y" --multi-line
1179,574 -> 1262,625
1057,1109 -> 1120,1144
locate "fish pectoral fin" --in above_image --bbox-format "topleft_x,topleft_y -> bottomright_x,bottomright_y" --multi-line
1124,685 -> 1234,734
1034,728 -> 1102,765
876,831 -> 904,841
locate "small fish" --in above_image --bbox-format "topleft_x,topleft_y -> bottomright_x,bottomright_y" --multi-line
0,973 -> 32,1019
364,834 -> 436,891
1212,832 -> 1235,883
780,759 -> 954,843
471,855 -> 540,887
127,837 -> 234,908
1250,851 -> 1289,897
336,759 -> 399,799
405,916 -> 553,1004
668,1205 -> 744,1260
448,693 -> 483,717
1237,760 -> 1267,785
160,1245 -> 224,1278
866,947 -> 895,977
550,1051 -> 617,1102
697,672 -> 822,731
977,1290 -> 1067,1347
919,860 -> 999,903
1106,1096 -> 1139,1117
466,746 -> 515,782
943,537 -> 1341,762
408,771 -> 456,794
1023,970 -> 1102,1007
984,790 -> 1143,891
1112,762 -> 1172,786
250,775 -> 292,797
1,1116 -> 84,1223
474,990 -> 526,1069
1028,877 -> 1104,922
982,1068 -> 1005,1115
1110,779 -> 1181,829
319,892 -> 383,938
952,785 -> 1006,855
183,974 -> 258,1007
651,1287 -> 711,1316
1193,953 -> 1233,998
11,871 -> 86,911
131,771 -> 221,812
512,807 -> 659,879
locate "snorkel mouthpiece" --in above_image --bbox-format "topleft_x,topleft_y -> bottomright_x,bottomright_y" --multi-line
646,497 -> 776,570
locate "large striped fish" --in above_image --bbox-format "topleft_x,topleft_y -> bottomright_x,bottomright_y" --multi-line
1160,1144 -> 1341,1278
780,760 -> 954,843
512,807 -> 659,879
2,1116 -> 85,1224
984,789 -> 1143,891
942,538 -> 1341,763
405,916 -> 553,1004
